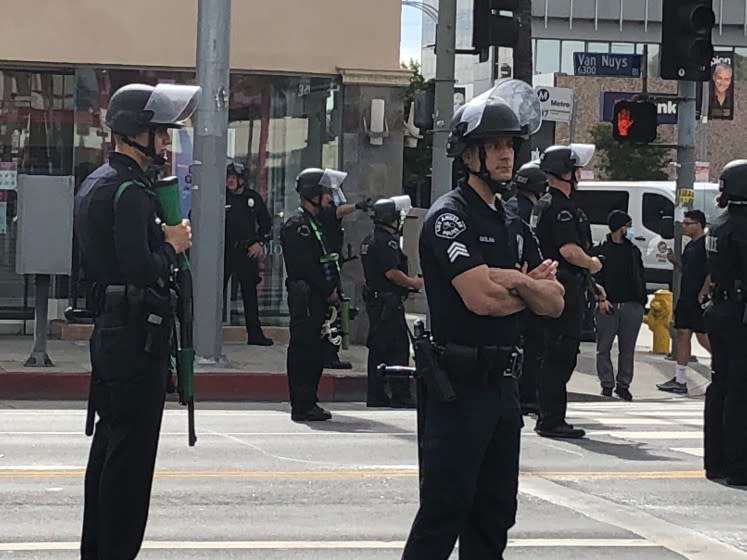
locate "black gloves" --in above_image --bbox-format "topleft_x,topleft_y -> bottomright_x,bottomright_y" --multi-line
355,198 -> 373,211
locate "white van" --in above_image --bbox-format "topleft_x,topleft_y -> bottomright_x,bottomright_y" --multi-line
574,181 -> 722,290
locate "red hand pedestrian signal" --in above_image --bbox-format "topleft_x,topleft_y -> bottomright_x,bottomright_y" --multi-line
616,109 -> 634,137
612,100 -> 658,144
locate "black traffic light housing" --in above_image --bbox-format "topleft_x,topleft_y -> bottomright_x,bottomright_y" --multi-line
473,0 -> 519,63
612,100 -> 658,144
660,0 -> 715,81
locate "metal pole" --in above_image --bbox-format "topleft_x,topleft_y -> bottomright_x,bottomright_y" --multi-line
191,0 -> 231,362
672,80 -> 697,310
429,0 -> 456,203
699,81 -> 709,162
25,274 -> 53,367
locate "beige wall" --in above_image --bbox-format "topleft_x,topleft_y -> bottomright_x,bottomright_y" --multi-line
0,0 -> 401,75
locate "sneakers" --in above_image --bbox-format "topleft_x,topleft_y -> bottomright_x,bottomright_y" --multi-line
535,422 -> 586,439
656,378 -> 688,394
601,387 -> 613,397
291,405 -> 332,422
614,386 -> 633,401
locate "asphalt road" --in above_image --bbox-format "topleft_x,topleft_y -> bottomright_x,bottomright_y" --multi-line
1,399 -> 746,559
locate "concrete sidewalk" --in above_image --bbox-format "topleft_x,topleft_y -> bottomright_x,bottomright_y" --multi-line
0,320 -> 712,402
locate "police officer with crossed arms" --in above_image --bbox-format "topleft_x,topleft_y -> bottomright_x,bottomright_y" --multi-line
703,159 -> 747,487
361,196 -> 422,408
402,85 -> 564,560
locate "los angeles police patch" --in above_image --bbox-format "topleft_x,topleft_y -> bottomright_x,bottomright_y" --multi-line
248,198 -> 255,208
388,239 -> 399,250
435,213 -> 467,239
297,224 -> 311,237
557,210 -> 574,223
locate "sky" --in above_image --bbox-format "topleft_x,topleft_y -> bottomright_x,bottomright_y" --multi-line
400,5 -> 423,65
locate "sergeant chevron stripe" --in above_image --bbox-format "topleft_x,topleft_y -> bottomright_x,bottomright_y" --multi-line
447,241 -> 469,262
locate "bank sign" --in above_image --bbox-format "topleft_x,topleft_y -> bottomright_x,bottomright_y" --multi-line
574,52 -> 642,77
600,91 -> 679,125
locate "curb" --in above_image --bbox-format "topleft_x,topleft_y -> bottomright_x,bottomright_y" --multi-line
0,371 -> 369,402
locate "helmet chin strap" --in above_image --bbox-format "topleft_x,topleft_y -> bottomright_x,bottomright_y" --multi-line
121,129 -> 166,166
547,170 -> 579,192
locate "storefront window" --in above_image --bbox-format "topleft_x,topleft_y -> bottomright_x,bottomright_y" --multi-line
0,66 -> 340,325
0,69 -> 75,314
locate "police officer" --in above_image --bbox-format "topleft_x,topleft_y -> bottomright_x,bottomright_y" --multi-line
74,83 -> 199,559
361,196 -> 422,408
402,88 -> 565,559
280,168 -> 344,422
505,162 -> 549,415
534,144 -> 603,439
318,175 -> 372,369
703,159 -> 747,487
224,161 -> 273,346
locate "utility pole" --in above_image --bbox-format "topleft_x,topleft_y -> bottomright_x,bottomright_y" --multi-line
429,0 -> 457,202
191,0 -> 231,362
511,0 -> 533,167
672,80 -> 697,309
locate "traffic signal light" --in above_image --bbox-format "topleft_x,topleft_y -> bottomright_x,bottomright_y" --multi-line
612,101 -> 658,144
660,0 -> 715,81
473,0 -> 519,62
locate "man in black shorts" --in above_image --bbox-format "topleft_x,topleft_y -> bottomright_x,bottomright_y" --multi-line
658,210 -> 712,394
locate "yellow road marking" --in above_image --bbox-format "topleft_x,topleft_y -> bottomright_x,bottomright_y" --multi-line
0,469 -> 706,479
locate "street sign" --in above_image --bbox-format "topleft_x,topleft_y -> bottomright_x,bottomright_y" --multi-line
574,52 -> 642,77
534,86 -> 574,123
600,91 -> 679,125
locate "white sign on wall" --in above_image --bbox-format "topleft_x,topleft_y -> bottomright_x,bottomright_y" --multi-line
534,86 -> 574,123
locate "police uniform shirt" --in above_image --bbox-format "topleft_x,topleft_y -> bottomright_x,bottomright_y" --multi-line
225,188 -> 271,248
318,205 -> 344,254
707,212 -> 747,289
74,152 -> 176,288
361,225 -> 408,294
420,182 -> 541,348
280,210 -> 335,298
536,187 -> 591,279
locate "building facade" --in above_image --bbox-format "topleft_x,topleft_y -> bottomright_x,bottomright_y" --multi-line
0,0 -> 409,339
421,0 -> 747,180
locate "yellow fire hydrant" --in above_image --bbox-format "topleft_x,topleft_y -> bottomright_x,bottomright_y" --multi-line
643,289 -> 673,354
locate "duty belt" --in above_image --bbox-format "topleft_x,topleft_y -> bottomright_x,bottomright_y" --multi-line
438,342 -> 524,386
710,285 -> 744,304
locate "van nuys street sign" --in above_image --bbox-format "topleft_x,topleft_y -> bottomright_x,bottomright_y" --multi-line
574,52 -> 642,77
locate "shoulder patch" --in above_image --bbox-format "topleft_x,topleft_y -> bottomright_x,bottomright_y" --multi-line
297,224 -> 311,238
248,198 -> 255,207
447,241 -> 470,263
556,210 -> 574,223
388,239 -> 399,250
434,212 -> 467,239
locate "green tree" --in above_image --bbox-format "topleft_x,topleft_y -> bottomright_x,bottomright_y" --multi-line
589,123 -> 672,180
401,60 -> 432,207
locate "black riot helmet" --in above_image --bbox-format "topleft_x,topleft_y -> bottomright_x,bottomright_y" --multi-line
446,99 -> 524,158
227,161 -> 246,177
540,144 -> 595,187
373,199 -> 398,225
106,83 -> 201,165
719,159 -> 747,202
296,168 -> 326,203
512,162 -> 548,196
295,167 -> 348,206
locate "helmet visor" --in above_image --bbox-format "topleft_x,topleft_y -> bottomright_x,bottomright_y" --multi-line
391,195 -> 412,215
319,169 -> 348,204
569,143 -> 596,167
144,84 -> 202,127
492,79 -> 543,136
460,79 -> 542,138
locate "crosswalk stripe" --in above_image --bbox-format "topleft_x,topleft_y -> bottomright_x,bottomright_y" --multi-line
671,447 -> 705,457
